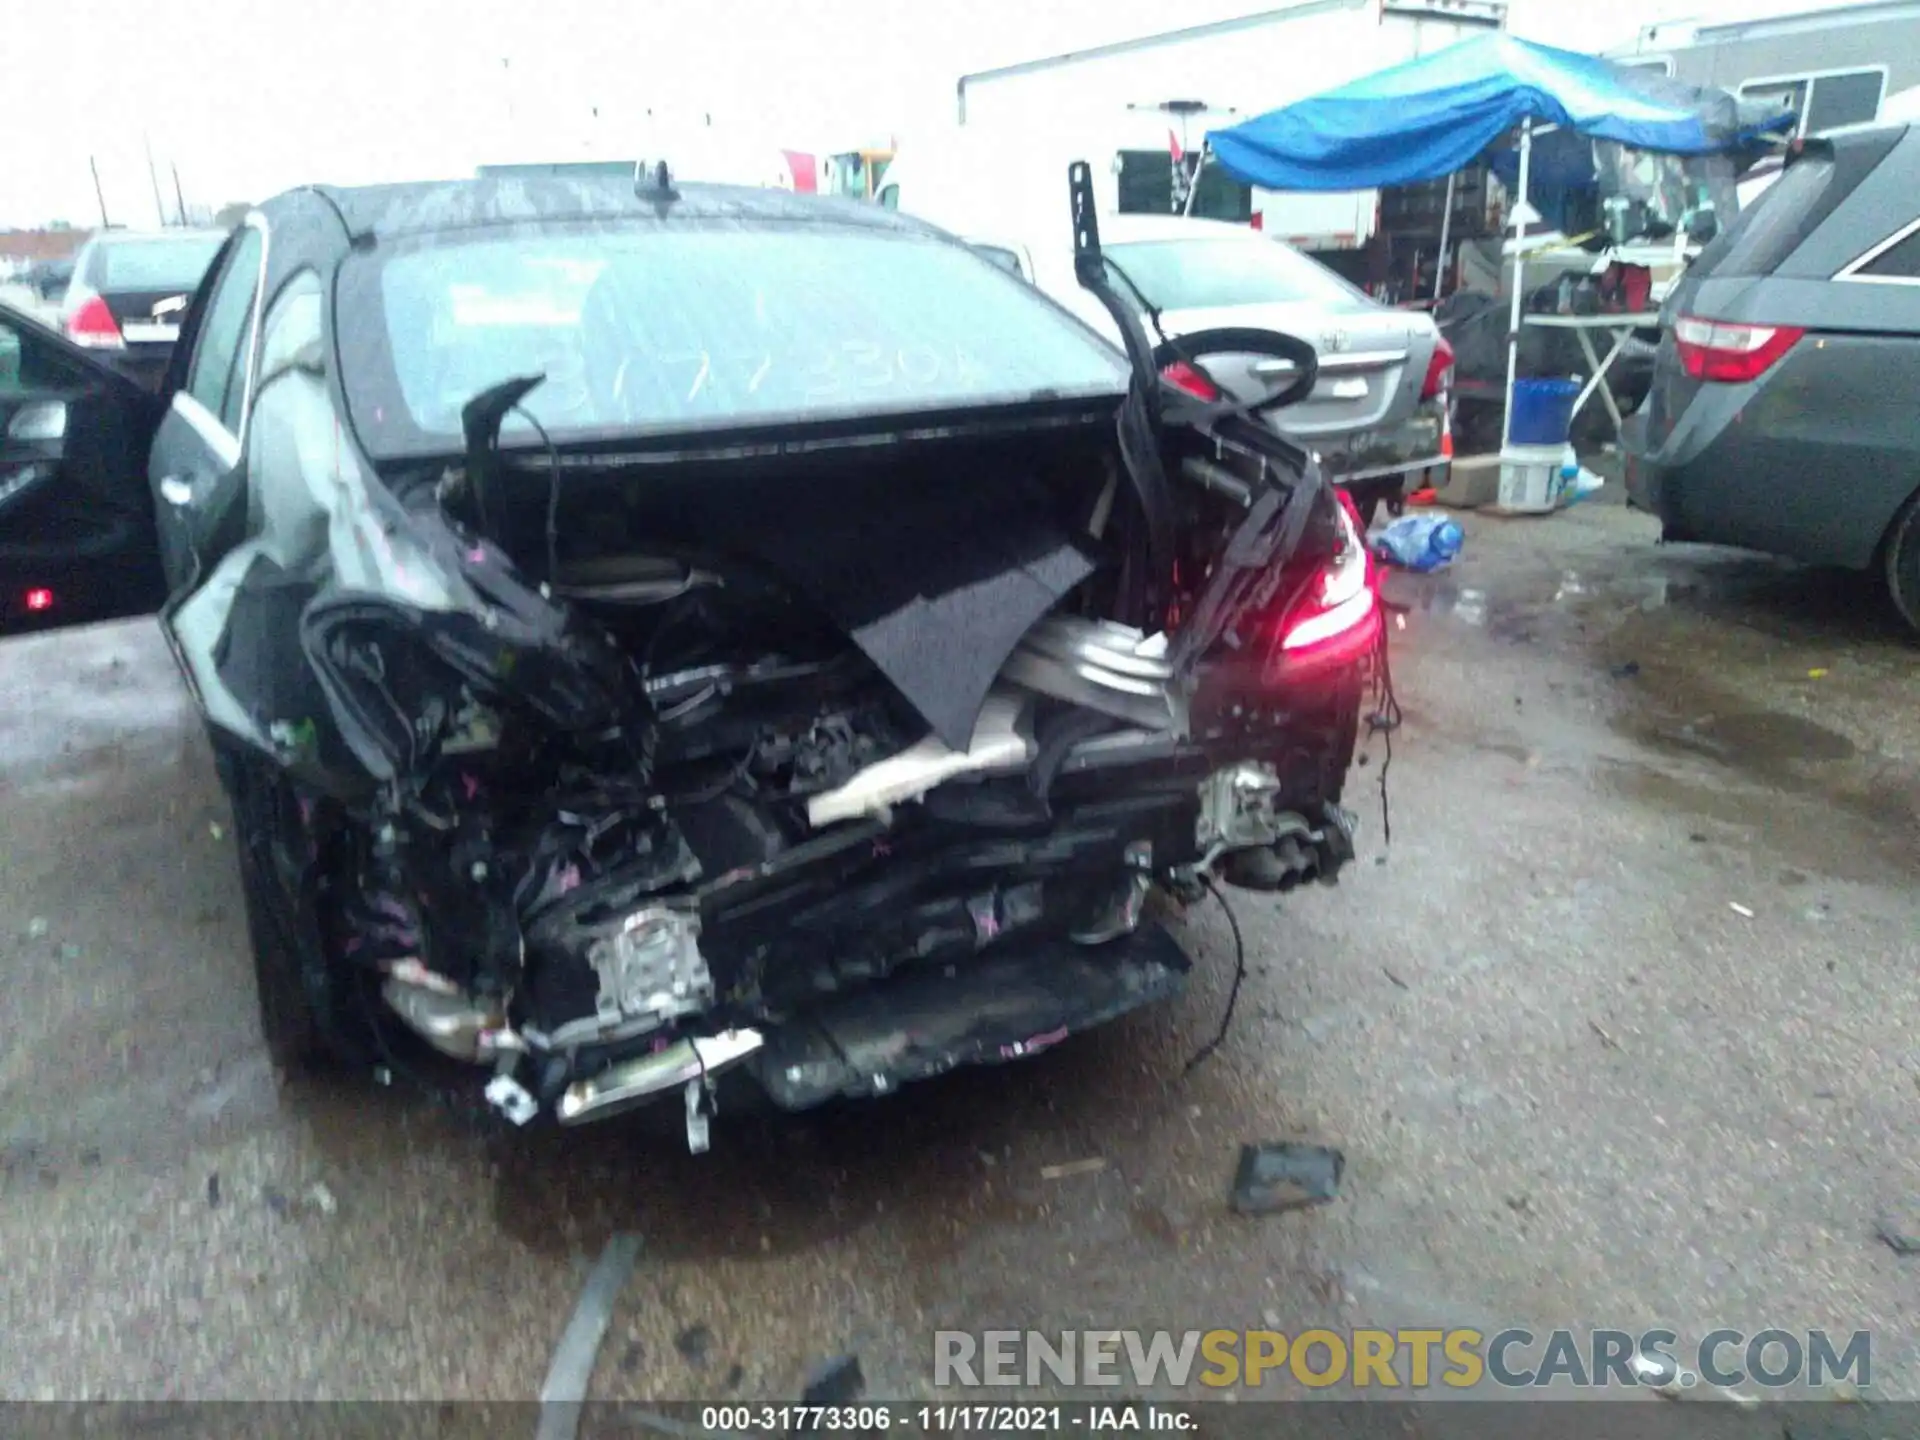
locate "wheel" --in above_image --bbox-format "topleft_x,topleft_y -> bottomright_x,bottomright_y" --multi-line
216,745 -> 357,1072
1886,488 -> 1920,635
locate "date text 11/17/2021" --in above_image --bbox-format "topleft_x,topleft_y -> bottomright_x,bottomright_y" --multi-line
698,1403 -> 1198,1431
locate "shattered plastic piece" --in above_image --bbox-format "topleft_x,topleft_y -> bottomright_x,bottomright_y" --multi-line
25,917 -> 48,939
305,1182 -> 338,1216
1041,1157 -> 1107,1181
1876,1211 -> 1920,1256
675,1324 -> 715,1367
485,1074 -> 539,1126
209,821 -> 225,840
800,1352 -> 865,1407
805,692 -> 1034,827
1729,902 -> 1755,918
536,1232 -> 644,1440
1229,1141 -> 1344,1215
683,1080 -> 711,1155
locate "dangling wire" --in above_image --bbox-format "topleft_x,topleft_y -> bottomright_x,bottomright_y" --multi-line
1184,875 -> 1247,1074
509,401 -> 563,587
1365,616 -> 1404,849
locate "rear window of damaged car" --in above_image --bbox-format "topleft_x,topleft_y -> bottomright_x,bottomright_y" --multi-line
352,221 -> 1131,448
1104,236 -> 1374,314
99,237 -> 225,291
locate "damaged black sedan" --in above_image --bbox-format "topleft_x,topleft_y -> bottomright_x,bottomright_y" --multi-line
0,165 -> 1382,1148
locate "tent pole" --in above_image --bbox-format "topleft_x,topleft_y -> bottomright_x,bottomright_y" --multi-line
1434,170 -> 1457,302
1184,148 -> 1206,217
1501,118 -> 1533,452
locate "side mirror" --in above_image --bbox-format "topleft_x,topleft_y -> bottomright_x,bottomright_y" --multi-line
6,400 -> 66,443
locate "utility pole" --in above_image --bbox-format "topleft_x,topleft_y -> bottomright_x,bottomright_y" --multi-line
89,156 -> 111,228
171,164 -> 188,226
143,133 -> 167,227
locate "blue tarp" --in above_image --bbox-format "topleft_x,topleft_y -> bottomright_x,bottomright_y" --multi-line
1208,34 -> 1783,193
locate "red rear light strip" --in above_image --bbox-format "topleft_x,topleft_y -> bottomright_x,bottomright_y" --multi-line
1673,315 -> 1805,383
1162,361 -> 1221,401
66,293 -> 125,349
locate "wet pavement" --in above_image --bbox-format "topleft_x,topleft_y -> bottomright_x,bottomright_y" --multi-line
1,487 -> 1916,1404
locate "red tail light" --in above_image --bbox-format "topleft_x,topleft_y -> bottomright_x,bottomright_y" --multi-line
1275,490 -> 1379,663
1421,334 -> 1455,401
1673,315 -> 1804,383
65,293 -> 124,350
23,587 -> 55,613
1162,361 -> 1221,401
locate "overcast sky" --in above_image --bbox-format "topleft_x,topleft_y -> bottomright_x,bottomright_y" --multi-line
0,0 -> 1833,227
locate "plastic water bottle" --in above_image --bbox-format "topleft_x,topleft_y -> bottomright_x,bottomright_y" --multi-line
1373,513 -> 1465,574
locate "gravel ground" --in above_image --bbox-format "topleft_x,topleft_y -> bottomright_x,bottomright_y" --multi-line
0,486 -> 1914,1406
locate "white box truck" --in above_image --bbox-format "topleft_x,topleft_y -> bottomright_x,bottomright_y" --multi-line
911,0 -> 1506,253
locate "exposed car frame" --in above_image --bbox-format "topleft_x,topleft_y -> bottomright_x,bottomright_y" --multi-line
0,164 -> 1383,1153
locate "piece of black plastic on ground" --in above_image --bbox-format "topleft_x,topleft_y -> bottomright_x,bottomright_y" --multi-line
1229,1140 -> 1345,1214
799,1352 -> 865,1406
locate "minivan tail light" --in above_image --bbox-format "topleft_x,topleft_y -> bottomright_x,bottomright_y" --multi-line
1162,361 -> 1221,401
66,293 -> 124,349
1421,334 -> 1455,401
1276,490 -> 1379,660
1673,315 -> 1804,383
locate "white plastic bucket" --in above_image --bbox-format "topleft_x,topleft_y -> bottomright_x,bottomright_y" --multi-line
1493,443 -> 1566,515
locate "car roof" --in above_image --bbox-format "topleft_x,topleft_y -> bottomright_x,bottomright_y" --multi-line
292,176 -> 944,244
1092,214 -> 1269,244
89,227 -> 229,246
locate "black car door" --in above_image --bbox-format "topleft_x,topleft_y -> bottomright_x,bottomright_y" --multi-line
147,222 -> 266,597
0,306 -> 167,634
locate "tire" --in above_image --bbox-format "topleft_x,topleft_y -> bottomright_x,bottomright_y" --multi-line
1887,489 -> 1920,636
216,746 -> 353,1072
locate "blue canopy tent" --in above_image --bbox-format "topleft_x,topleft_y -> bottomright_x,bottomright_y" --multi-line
1204,34 -> 1787,449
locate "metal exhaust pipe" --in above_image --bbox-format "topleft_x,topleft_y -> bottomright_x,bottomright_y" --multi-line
557,1028 -> 765,1126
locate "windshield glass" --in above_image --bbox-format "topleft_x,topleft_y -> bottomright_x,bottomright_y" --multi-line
100,236 -> 224,291
1592,144 -> 1741,247
1104,236 -> 1372,313
360,223 -> 1127,448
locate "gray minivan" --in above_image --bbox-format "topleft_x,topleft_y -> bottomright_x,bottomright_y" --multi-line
1624,123 -> 1920,631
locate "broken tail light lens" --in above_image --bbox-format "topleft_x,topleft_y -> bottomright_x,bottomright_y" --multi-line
1162,361 -> 1222,401
1421,334 -> 1455,401
1277,491 -> 1379,658
65,293 -> 125,349
1673,315 -> 1805,383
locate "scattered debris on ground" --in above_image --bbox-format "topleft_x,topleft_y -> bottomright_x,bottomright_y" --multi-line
675,1323 -> 715,1368
1875,1211 -> 1920,1257
1229,1141 -> 1344,1215
800,1352 -> 865,1405
1589,1019 -> 1622,1051
1729,902 -> 1755,918
1040,1157 -> 1107,1182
